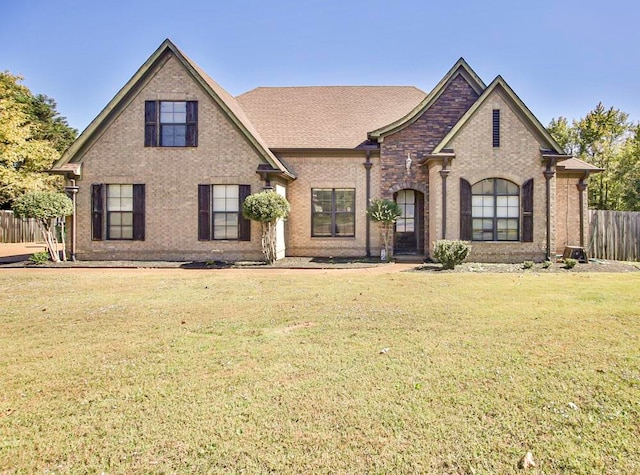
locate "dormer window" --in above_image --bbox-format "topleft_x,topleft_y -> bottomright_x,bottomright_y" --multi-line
144,100 -> 198,147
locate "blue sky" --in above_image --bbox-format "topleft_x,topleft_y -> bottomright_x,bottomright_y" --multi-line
2,0 -> 639,133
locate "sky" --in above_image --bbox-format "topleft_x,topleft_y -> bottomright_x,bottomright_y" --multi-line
2,0 -> 639,133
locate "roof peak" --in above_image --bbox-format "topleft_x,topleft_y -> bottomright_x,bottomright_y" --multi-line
367,57 -> 486,140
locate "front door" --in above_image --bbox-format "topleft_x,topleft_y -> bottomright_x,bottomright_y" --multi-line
394,190 -> 417,254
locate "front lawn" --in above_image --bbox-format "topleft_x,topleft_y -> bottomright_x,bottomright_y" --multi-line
1,269 -> 638,473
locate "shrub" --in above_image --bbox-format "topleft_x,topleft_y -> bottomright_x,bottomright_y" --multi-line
29,251 -> 50,265
12,192 -> 72,262
367,199 -> 402,262
564,258 -> 577,269
523,261 -> 534,270
542,260 -> 552,269
433,240 -> 471,270
243,191 -> 290,264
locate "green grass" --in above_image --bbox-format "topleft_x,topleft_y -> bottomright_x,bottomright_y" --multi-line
1,269 -> 639,474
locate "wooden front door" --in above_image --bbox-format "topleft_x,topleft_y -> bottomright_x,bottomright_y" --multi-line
394,190 -> 418,255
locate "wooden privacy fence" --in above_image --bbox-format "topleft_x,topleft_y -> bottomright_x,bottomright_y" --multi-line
0,210 -> 40,243
588,210 -> 640,262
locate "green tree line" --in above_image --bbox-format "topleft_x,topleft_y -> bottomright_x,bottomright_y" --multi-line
0,71 -> 77,208
548,103 -> 640,211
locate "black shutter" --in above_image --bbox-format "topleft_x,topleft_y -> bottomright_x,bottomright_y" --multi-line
238,185 -> 251,241
132,184 -> 145,241
522,178 -> 534,242
198,185 -> 211,241
91,184 -> 104,241
186,101 -> 198,147
145,101 -> 157,147
460,178 -> 472,241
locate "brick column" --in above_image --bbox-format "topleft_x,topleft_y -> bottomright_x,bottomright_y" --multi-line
544,159 -> 556,260
577,176 -> 588,248
439,157 -> 450,239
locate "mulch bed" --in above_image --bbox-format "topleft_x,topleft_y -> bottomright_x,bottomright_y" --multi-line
410,259 -> 640,273
1,254 -> 638,272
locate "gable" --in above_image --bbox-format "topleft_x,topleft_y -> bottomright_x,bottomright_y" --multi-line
52,39 -> 294,179
368,58 -> 486,142
379,73 -> 482,153
433,76 -> 564,154
77,55 -> 273,180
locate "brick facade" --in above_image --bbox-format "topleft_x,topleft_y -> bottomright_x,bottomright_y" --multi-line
75,55 -> 268,261
438,88 -> 552,262
379,74 -> 480,257
280,150 -> 382,257
57,41 -> 594,264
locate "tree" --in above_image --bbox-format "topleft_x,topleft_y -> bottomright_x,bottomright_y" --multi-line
26,93 -> 77,153
575,103 -> 630,209
616,124 -> 640,210
12,192 -> 73,262
547,116 -> 576,155
548,103 -> 640,210
0,72 -> 77,208
242,190 -> 290,264
367,198 -> 402,262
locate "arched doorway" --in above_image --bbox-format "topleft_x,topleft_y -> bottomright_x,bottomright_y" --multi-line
393,189 -> 424,255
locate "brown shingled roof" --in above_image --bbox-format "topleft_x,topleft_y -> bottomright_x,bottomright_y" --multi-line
236,86 -> 427,149
556,157 -> 604,172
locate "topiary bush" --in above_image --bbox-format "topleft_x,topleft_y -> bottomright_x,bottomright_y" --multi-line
367,199 -> 402,262
433,239 -> 471,270
242,191 -> 290,264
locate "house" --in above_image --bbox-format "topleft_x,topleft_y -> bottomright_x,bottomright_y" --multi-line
51,39 -> 602,263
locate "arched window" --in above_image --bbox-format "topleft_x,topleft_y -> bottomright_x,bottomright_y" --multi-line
472,178 -> 519,241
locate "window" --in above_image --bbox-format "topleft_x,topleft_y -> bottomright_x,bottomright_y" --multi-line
145,101 -> 197,147
91,184 -> 145,241
198,184 -> 251,241
395,190 -> 415,232
472,178 -> 519,241
493,109 -> 500,147
213,185 -> 240,239
160,102 -> 187,146
107,185 -> 134,239
311,188 -> 355,237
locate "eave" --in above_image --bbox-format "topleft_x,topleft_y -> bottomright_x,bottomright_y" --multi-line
49,163 -> 82,178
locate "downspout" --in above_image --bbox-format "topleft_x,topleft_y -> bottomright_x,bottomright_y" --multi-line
543,158 -> 557,260
65,180 -> 79,262
577,172 -> 589,248
364,150 -> 372,257
439,157 -> 450,239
